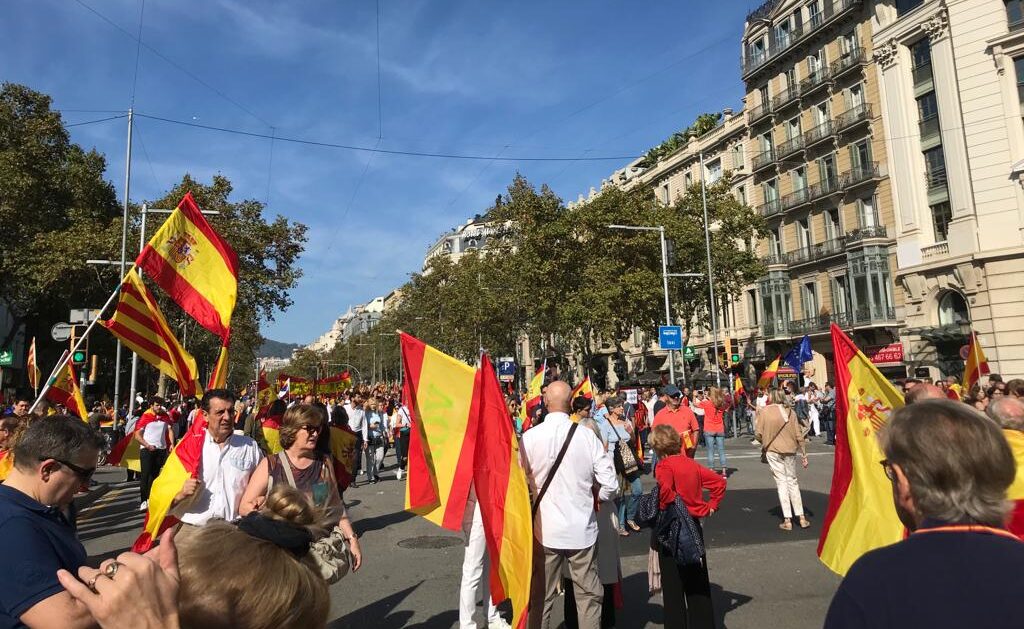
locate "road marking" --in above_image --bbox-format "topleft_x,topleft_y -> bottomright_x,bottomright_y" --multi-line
77,487 -> 128,524
726,451 -> 833,460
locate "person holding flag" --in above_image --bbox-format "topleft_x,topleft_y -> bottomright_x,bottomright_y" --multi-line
134,396 -> 174,512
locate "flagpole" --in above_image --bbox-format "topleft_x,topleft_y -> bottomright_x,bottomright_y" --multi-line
31,337 -> 38,397
114,108 -> 134,416
127,203 -> 149,420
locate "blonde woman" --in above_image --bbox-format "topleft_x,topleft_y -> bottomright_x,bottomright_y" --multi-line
755,388 -> 809,530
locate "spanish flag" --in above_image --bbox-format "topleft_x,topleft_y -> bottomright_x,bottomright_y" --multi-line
45,360 -> 88,420
734,376 -> 745,396
261,415 -> 283,454
962,330 -> 990,391
1004,429 -> 1024,539
107,433 -> 142,472
817,325 -> 904,575
207,340 -> 230,389
328,426 -> 359,491
521,361 -> 545,432
401,332 -> 478,531
133,415 -> 207,552
0,451 -> 13,481
135,192 -> 237,341
571,376 -> 593,401
475,354 -> 532,629
757,355 -> 781,388
101,269 -> 202,398
26,337 -> 40,393
254,368 -> 275,419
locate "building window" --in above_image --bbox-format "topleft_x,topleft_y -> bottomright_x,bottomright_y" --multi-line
736,185 -> 747,205
846,83 -> 864,109
685,171 -> 693,188
825,208 -> 841,240
758,85 -> 770,108
814,100 -> 830,125
930,201 -> 952,242
787,116 -> 801,139
848,247 -> 894,321
858,196 -> 878,228
658,182 -> 670,204
764,178 -> 780,203
897,0 -> 926,17
785,67 -> 797,91
760,271 -> 793,335
840,30 -> 859,55
801,281 -> 819,318
937,290 -> 970,326
761,131 -> 774,152
791,167 -> 807,191
747,289 -> 760,326
707,159 -> 722,183
1015,57 -> 1024,115
808,48 -> 826,78
911,38 -> 932,85
732,143 -> 744,169
769,225 -> 784,256
831,275 -> 850,314
1008,0 -> 1024,31
850,139 -> 872,173
807,0 -> 824,27
819,153 -> 837,186
797,218 -> 812,249
924,146 -> 947,191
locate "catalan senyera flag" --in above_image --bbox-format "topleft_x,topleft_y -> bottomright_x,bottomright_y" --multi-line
962,330 -> 990,391
571,376 -> 593,401
45,359 -> 88,421
135,192 -> 238,342
818,324 -> 905,575
26,337 -> 40,393
757,355 -> 781,389
401,332 -> 478,531
475,354 -> 532,629
133,414 -> 207,552
1004,429 -> 1024,539
328,426 -> 359,492
101,269 -> 202,398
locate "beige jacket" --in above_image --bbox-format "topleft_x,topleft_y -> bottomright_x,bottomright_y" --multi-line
755,404 -> 806,456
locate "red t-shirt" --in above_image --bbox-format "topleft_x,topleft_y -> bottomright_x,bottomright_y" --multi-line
699,400 -> 725,433
655,453 -> 726,516
652,406 -> 700,451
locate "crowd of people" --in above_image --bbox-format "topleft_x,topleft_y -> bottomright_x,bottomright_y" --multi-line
0,367 -> 1022,628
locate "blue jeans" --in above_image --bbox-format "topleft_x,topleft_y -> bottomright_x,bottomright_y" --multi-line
617,476 -> 643,525
705,432 -> 727,469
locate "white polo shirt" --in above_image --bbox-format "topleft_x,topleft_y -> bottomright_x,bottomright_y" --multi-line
179,432 -> 262,526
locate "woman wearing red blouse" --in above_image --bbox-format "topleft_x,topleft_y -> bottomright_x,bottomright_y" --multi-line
651,424 -> 726,629
698,387 -> 729,477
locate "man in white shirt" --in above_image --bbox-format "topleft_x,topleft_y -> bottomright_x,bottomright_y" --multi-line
521,381 -> 617,629
171,390 -> 262,532
134,396 -> 173,511
346,393 -> 367,479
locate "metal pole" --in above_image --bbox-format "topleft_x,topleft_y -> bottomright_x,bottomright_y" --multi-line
127,203 -> 147,419
729,372 -> 737,438
658,227 -> 676,385
698,147 -> 722,388
114,108 -> 134,414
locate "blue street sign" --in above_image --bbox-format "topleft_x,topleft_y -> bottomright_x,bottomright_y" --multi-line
497,357 -> 516,382
658,325 -> 683,350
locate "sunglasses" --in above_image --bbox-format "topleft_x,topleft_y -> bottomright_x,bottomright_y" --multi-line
299,424 -> 323,435
879,459 -> 895,481
41,457 -> 96,481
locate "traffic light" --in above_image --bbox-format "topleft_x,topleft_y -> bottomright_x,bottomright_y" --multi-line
69,325 -> 88,366
724,337 -> 741,366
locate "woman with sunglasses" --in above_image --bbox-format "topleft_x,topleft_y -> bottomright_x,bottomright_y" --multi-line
240,404 -> 363,571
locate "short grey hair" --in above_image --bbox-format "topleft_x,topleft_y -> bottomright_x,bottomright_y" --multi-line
880,400 -> 1015,527
13,415 -> 104,472
987,396 -> 1024,432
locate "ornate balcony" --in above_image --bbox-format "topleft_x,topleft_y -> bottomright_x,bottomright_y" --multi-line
758,198 -> 783,217
841,162 -> 882,188
748,101 -> 773,124
753,149 -> 776,172
760,253 -> 789,266
803,120 -> 835,150
800,67 -> 830,96
845,225 -> 888,244
762,318 -> 792,338
777,135 -> 806,159
780,187 -> 810,211
808,176 -> 841,200
836,103 -> 872,131
851,305 -> 897,326
922,241 -> 950,259
773,85 -> 801,111
765,304 -> 896,338
831,47 -> 866,79
786,237 -> 847,265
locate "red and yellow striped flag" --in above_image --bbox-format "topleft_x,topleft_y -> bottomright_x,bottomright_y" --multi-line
571,376 -> 593,400
133,415 -> 207,552
107,433 -> 142,472
207,340 -> 230,389
521,361 -> 546,432
135,192 -> 238,341
962,330 -> 990,391
734,376 -> 745,396
101,269 -> 202,398
757,355 -> 781,388
26,337 -> 40,392
475,354 -> 532,629
400,332 -> 478,531
254,368 -> 275,419
261,415 -> 283,454
818,324 -> 905,575
45,360 -> 88,420
1004,429 -> 1024,539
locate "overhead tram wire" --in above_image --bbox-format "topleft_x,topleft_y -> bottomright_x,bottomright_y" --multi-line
65,114 -> 128,128
128,0 -> 146,108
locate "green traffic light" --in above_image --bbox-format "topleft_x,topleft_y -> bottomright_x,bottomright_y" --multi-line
731,354 -> 741,363
72,351 -> 87,363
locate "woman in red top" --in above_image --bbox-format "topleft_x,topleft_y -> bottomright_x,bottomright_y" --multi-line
698,387 -> 728,477
650,424 -> 725,629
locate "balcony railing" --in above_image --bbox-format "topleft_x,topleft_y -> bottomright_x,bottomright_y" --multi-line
851,305 -> 897,326
912,61 -> 933,86
772,85 -> 801,110
927,168 -> 948,191
753,149 -> 776,171
922,241 -> 949,259
748,101 -> 773,123
762,304 -> 896,338
777,134 -> 806,158
809,176 -> 841,200
841,162 -> 881,187
919,114 -> 940,139
803,120 -> 834,148
780,187 -> 810,210
758,198 -> 783,217
831,47 -> 865,77
787,237 -> 847,265
800,67 -> 830,95
761,253 -> 788,266
741,0 -> 863,78
836,103 -> 872,130
846,225 -> 888,243
762,318 -> 792,338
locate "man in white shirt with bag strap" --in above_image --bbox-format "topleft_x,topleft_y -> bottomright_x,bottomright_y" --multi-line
522,380 -> 618,629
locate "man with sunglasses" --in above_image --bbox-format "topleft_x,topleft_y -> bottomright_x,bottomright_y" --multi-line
652,384 -> 700,458
0,415 -> 104,628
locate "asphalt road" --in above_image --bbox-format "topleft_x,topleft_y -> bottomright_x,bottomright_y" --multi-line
79,437 -> 842,628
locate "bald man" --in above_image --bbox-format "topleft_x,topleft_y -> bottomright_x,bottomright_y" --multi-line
905,383 -> 946,405
522,379 -> 617,629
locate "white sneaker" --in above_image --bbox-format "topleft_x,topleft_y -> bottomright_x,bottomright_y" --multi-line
396,469 -> 403,480
138,500 -> 148,512
489,619 -> 511,629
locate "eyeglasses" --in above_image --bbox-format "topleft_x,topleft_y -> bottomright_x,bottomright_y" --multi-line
879,459 -> 895,481
41,457 -> 96,481
299,424 -> 323,435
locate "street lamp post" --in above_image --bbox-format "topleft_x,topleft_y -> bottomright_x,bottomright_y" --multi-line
693,135 -> 723,388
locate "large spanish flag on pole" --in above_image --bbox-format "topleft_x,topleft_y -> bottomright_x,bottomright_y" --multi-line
818,324 -> 905,575
132,416 -> 207,552
962,330 -> 990,390
475,354 -> 532,629
134,192 -> 238,341
101,269 -> 203,398
400,332 -> 478,531
45,360 -> 88,421
571,376 -> 593,401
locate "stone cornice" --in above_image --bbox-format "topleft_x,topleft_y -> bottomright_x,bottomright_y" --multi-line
920,7 -> 949,42
874,39 -> 900,69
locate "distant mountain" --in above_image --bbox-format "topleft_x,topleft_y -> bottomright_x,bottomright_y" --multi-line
259,338 -> 302,359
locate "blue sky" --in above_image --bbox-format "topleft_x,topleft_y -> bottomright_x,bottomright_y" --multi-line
6,0 -> 760,343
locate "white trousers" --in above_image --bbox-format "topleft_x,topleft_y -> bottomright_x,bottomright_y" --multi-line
808,406 -> 820,436
767,451 -> 804,518
460,502 -> 500,628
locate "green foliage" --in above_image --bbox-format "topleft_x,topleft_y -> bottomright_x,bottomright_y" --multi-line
638,112 -> 723,169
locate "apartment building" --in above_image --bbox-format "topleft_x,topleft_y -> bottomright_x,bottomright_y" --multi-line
872,0 -> 1024,379
742,0 -> 906,380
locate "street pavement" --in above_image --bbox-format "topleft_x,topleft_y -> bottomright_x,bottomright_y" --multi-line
79,436 -> 842,628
